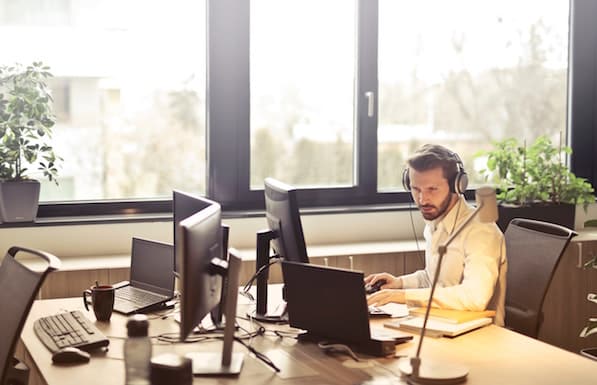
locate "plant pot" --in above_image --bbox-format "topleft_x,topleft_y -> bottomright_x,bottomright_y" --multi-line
0,180 -> 41,223
496,203 -> 576,232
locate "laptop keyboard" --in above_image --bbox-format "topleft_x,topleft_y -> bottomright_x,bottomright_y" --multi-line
116,286 -> 167,306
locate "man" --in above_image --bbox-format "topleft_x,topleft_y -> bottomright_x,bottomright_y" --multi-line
365,144 -> 507,326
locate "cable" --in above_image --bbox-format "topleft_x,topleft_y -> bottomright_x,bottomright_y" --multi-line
317,342 -> 360,362
234,336 -> 281,372
408,201 -> 425,267
241,258 -> 280,299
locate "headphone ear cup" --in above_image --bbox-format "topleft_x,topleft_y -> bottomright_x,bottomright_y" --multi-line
402,168 -> 411,191
454,170 -> 469,195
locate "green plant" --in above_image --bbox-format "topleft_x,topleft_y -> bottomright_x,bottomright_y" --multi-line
476,135 -> 595,209
0,61 -> 60,183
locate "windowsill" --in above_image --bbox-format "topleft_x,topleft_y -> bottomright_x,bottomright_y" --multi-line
20,239 -> 421,272
0,202 -> 414,229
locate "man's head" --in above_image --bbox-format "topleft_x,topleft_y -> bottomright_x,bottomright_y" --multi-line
403,144 -> 468,220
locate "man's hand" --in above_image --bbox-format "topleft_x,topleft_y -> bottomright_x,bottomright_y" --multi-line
364,272 -> 402,289
367,289 -> 406,306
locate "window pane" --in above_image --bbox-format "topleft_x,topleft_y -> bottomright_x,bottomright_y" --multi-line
378,0 -> 569,190
250,0 -> 356,189
1,0 -> 206,201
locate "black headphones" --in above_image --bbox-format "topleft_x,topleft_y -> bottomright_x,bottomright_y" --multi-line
402,151 -> 468,195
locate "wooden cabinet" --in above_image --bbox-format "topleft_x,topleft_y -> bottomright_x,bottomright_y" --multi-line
539,239 -> 597,354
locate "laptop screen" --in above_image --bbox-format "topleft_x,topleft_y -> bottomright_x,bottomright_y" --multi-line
281,261 -> 371,344
130,237 -> 174,295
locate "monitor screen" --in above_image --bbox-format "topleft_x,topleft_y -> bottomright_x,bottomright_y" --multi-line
264,177 -> 309,263
173,190 -> 213,276
177,202 -> 224,340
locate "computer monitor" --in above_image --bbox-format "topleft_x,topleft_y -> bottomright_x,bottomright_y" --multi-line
251,177 -> 310,322
172,190 -> 213,277
177,202 -> 244,375
264,178 -> 309,264
173,190 -> 229,327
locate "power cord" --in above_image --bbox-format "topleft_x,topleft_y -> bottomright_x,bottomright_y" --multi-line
234,336 -> 281,372
241,258 -> 280,301
317,342 -> 361,362
408,201 -> 425,267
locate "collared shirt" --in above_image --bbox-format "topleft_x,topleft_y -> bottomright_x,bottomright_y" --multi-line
400,195 -> 507,326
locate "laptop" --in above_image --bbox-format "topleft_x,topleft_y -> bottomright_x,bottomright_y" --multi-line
280,261 -> 412,357
112,237 -> 176,315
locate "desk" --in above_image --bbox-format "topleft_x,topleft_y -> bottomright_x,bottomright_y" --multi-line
19,297 -> 596,385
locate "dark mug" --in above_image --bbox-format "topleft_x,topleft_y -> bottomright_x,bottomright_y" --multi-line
83,285 -> 115,321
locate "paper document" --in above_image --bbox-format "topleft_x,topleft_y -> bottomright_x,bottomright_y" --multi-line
384,316 -> 492,337
408,307 -> 496,324
369,303 -> 410,317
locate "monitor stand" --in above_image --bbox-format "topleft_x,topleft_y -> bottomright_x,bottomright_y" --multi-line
250,230 -> 289,323
186,251 -> 244,375
246,301 -> 288,323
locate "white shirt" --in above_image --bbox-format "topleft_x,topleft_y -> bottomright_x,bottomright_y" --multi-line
400,195 -> 507,326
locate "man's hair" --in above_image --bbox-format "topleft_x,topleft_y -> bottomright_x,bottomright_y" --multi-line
407,144 -> 460,183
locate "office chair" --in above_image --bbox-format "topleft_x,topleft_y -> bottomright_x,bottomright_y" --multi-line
504,218 -> 576,339
0,246 -> 61,385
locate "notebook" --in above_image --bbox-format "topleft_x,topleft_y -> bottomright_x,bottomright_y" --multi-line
384,315 -> 492,338
280,261 -> 412,356
112,237 -> 175,315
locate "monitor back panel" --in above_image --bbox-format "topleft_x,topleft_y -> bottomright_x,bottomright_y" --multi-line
281,261 -> 371,344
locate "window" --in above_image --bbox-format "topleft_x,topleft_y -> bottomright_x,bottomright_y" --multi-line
3,0 -> 596,219
378,0 -> 569,190
249,0 -> 356,189
1,0 -> 207,202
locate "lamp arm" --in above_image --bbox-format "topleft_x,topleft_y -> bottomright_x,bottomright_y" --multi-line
413,201 -> 485,360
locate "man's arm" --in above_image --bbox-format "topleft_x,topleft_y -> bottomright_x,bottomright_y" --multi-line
404,223 -> 504,310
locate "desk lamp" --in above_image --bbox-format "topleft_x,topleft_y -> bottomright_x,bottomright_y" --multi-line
399,186 -> 498,385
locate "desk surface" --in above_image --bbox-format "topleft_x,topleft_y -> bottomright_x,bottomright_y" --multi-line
20,296 -> 596,385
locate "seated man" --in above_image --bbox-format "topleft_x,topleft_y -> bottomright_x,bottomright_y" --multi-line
365,144 -> 507,326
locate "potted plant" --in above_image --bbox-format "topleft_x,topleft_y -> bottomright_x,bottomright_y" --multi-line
476,135 -> 595,231
0,61 -> 60,223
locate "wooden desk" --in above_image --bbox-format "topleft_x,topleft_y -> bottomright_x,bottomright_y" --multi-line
18,297 -> 596,385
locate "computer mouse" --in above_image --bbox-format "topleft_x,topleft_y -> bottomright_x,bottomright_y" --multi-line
365,279 -> 387,295
52,347 -> 91,364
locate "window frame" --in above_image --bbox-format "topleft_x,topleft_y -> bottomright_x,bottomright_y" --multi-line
18,0 -> 596,222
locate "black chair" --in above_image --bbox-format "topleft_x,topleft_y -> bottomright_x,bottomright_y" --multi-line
0,246 -> 61,385
504,218 -> 576,338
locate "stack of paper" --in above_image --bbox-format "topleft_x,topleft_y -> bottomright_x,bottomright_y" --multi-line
384,308 -> 495,337
408,308 -> 496,324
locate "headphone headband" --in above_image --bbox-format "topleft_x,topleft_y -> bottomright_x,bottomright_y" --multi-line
402,150 -> 468,194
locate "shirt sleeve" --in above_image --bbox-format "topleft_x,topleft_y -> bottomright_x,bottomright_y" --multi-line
404,223 -> 503,311
400,269 -> 430,289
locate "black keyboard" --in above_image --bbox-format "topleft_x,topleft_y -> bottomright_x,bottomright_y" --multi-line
33,310 -> 110,353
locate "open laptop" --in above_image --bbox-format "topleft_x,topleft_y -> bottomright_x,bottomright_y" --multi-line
112,237 -> 176,315
280,261 -> 412,357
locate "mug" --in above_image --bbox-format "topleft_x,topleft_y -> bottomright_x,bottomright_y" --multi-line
83,284 -> 115,321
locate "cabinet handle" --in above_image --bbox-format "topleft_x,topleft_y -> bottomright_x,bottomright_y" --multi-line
577,242 -> 583,268
348,255 -> 354,271
323,257 -> 329,267
577,242 -> 597,269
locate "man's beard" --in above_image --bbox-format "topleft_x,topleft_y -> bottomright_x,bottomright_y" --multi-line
418,192 -> 453,221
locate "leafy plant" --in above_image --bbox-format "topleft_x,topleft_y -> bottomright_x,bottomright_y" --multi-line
476,135 -> 595,209
0,61 -> 60,183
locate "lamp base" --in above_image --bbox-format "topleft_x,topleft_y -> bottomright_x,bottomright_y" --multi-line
399,357 -> 468,385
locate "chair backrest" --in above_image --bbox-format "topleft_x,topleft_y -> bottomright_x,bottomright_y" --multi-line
0,246 -> 60,384
504,218 -> 576,338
